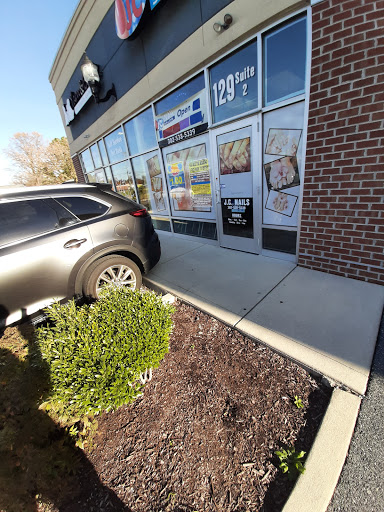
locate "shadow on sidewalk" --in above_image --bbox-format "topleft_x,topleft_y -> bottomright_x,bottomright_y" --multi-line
0,323 -> 130,512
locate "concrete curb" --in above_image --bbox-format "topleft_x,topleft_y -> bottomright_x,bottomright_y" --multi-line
282,388 -> 361,512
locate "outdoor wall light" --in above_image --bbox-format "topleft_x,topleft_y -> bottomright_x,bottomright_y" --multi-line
213,14 -> 233,34
80,53 -> 117,104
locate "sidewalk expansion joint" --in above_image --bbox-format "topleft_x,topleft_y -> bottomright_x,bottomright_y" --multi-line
233,264 -> 297,328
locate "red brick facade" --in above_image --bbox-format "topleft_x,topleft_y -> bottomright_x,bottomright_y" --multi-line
298,0 -> 384,285
72,154 -> 86,184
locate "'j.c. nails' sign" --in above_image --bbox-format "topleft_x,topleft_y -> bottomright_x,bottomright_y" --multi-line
115,0 -> 163,39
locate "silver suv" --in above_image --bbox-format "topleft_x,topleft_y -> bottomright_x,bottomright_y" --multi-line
0,183 -> 161,327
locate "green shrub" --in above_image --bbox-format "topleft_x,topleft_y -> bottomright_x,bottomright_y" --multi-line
275,447 -> 306,480
37,287 -> 174,416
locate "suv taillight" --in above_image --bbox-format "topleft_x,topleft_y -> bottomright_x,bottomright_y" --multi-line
129,208 -> 148,217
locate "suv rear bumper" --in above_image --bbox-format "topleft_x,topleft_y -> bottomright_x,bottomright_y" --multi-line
143,231 -> 161,273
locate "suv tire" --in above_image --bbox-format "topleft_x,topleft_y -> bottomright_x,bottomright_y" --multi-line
83,255 -> 142,298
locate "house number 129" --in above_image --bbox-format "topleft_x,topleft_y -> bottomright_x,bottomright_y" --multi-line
212,66 -> 255,107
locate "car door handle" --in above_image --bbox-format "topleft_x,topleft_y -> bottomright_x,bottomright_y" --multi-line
64,238 -> 87,249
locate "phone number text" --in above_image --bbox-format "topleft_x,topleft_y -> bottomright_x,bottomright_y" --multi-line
166,128 -> 196,145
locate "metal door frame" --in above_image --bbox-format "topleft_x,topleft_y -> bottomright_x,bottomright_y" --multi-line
209,115 -> 262,254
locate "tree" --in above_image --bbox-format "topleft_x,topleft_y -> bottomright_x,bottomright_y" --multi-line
4,132 -> 77,186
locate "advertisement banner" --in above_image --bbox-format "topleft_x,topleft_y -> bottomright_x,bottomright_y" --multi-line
189,158 -> 212,208
155,90 -> 208,147
262,101 -> 305,227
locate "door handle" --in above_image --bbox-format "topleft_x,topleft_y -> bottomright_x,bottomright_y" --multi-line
64,238 -> 87,249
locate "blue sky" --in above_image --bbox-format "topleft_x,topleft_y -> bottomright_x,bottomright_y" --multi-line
0,0 -> 80,185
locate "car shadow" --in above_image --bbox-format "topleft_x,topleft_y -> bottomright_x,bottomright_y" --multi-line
0,322 -> 130,512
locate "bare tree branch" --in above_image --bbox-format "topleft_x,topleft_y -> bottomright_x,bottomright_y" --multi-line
4,132 -> 77,186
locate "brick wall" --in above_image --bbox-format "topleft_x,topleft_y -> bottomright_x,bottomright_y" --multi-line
72,154 -> 86,184
298,0 -> 384,285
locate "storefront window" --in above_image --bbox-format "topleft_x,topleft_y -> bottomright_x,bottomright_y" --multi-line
263,16 -> 306,106
104,127 -> 129,164
132,152 -> 168,214
80,149 -> 94,173
166,142 -> 212,213
154,74 -> 208,147
209,40 -> 258,124
98,140 -> 109,165
85,171 -> 96,183
124,108 -> 157,156
90,143 -> 102,169
94,169 -> 107,183
104,167 -> 114,188
111,161 -> 137,202
155,74 -> 205,115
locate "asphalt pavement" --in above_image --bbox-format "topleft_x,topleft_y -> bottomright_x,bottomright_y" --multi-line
327,311 -> 384,512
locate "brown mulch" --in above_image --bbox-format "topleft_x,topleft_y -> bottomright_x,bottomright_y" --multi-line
69,300 -> 331,512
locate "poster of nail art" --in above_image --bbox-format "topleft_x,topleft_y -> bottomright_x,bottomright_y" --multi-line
262,101 -> 305,227
264,156 -> 300,192
265,128 -> 302,157
265,190 -> 298,217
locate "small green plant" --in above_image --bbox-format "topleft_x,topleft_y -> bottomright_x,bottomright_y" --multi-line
294,395 -> 304,409
275,447 -> 306,480
37,287 -> 174,416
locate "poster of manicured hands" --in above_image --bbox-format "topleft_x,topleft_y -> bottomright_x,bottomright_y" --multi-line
263,102 -> 304,226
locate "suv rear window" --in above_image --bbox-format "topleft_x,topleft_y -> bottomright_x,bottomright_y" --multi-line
0,199 -> 61,246
54,196 -> 109,221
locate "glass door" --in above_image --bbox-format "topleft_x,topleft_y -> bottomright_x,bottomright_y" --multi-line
211,118 -> 261,253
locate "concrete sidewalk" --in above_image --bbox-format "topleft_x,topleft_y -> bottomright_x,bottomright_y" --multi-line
145,232 -> 384,511
146,232 -> 384,396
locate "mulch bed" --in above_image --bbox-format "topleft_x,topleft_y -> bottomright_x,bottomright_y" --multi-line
69,299 -> 331,512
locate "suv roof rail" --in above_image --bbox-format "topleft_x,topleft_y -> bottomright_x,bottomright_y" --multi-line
88,183 -> 113,191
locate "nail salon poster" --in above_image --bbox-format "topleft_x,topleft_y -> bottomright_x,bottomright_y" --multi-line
263,101 -> 304,227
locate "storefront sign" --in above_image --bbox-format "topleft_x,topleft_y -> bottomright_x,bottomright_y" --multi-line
115,0 -> 163,39
156,90 -> 208,147
62,79 -> 92,125
209,40 -> 258,124
221,197 -> 253,238
221,198 -> 253,238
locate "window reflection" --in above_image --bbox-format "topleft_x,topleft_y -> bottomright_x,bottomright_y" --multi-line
132,153 -> 167,214
155,74 -> 205,115
263,17 -> 306,106
104,128 -> 129,164
80,149 -> 94,173
124,108 -> 157,156
104,167 -> 114,189
90,144 -> 102,168
98,140 -> 109,166
111,161 -> 137,202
